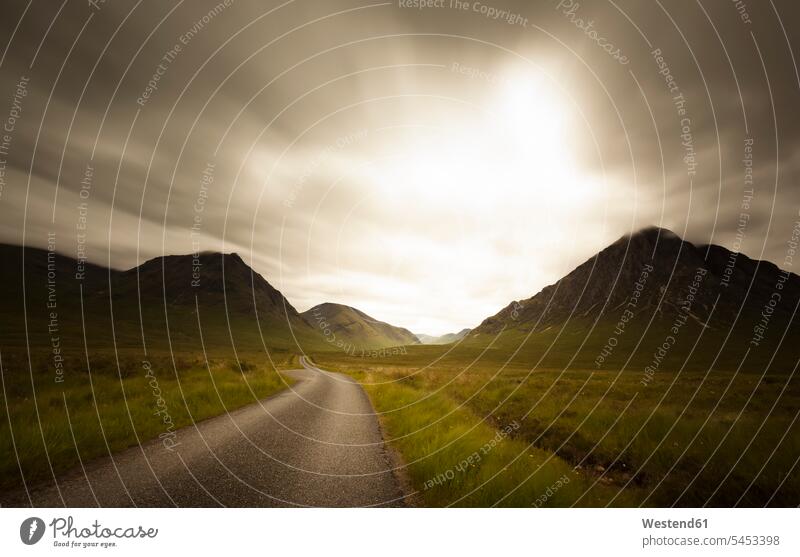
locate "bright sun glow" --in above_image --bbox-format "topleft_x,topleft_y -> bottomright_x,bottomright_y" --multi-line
495,72 -> 566,160
276,67 -> 610,335
371,69 -> 587,212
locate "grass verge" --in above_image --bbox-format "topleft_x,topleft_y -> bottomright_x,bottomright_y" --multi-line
341,366 -> 639,507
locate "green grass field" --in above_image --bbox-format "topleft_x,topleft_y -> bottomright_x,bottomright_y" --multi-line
3,285 -> 798,507
0,348 -> 297,493
330,363 -> 638,507
311,327 -> 800,507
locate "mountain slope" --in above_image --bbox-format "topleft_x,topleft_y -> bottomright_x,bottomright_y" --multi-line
301,302 -> 419,351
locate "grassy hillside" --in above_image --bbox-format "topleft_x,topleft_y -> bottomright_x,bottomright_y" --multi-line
301,302 -> 419,352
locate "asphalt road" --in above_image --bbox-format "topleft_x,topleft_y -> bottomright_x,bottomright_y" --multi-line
1,357 -> 408,507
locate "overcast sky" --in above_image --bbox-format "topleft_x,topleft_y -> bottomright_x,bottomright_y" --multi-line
1,0 -> 799,334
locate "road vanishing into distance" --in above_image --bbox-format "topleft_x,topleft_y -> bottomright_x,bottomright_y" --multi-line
1,357 -> 407,507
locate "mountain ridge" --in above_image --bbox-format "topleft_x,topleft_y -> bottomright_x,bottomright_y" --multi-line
469,226 -> 800,339
0,245 -> 318,350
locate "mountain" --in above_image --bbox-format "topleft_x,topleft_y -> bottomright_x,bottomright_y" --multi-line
0,245 -> 322,352
104,252 -> 306,320
467,227 -> 800,367
301,302 -> 420,351
417,328 -> 471,345
0,244 -> 423,354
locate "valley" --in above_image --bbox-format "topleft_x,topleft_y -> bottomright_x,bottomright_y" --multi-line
2,227 -> 799,506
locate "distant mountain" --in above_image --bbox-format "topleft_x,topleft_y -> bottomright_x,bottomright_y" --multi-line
469,227 -> 800,341
301,302 -> 420,351
417,328 -> 471,345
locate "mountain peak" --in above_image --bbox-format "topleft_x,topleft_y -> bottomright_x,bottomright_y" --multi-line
611,226 -> 686,254
629,226 -> 680,241
138,251 -> 246,271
